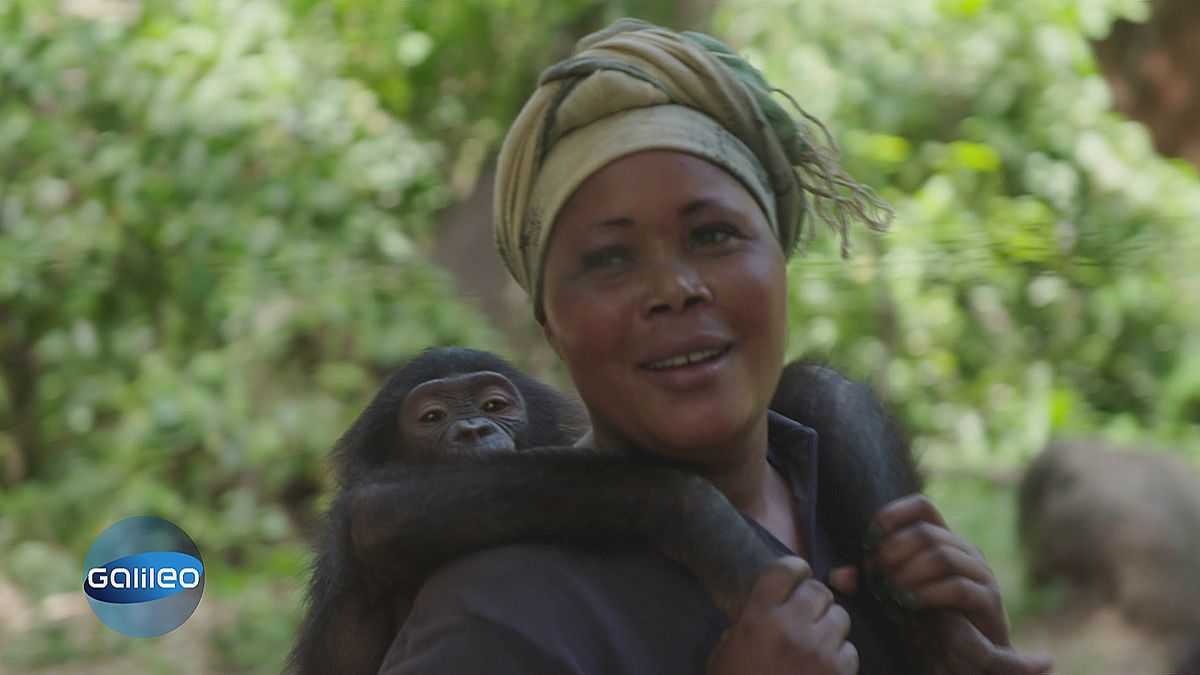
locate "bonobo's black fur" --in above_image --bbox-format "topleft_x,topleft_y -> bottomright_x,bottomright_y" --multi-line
770,360 -> 924,566
291,349 -> 938,674
772,360 -> 942,673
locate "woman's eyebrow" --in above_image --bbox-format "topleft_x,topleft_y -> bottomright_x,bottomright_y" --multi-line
678,199 -> 717,217
589,199 -> 725,229
595,216 -> 633,228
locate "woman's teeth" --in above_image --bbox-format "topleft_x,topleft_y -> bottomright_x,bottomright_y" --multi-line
644,347 -> 726,371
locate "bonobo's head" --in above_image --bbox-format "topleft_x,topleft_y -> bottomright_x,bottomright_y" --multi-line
332,347 -> 585,486
398,370 -> 528,458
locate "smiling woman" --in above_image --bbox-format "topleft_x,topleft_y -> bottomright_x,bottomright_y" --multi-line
542,151 -> 788,472
380,19 -> 1050,675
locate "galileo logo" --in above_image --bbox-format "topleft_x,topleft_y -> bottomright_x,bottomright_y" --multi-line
82,516 -> 204,637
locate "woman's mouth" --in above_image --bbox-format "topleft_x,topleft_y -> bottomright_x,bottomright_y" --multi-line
640,344 -> 732,372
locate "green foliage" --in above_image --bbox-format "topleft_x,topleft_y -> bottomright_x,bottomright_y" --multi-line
208,580 -> 303,671
283,0 -> 679,193
718,0 -> 1200,467
3,0 -> 1199,669
0,0 -> 497,567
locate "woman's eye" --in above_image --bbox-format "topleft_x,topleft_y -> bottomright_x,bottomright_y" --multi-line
692,224 -> 736,247
419,409 -> 446,423
582,246 -> 630,271
481,398 -> 508,413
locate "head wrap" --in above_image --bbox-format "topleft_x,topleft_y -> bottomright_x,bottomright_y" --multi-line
494,19 -> 891,317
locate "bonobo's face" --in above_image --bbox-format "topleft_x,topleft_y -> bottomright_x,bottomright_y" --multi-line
398,371 -> 528,458
540,151 -> 787,467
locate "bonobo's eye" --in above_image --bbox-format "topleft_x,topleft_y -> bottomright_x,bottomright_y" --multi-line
481,398 -> 509,413
418,408 -> 446,423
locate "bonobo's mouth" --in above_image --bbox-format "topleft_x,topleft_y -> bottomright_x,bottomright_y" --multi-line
447,437 -> 518,456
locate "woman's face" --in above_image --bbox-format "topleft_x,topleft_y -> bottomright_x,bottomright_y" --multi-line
541,151 -> 788,464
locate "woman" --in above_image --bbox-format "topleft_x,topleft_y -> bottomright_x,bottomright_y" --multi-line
382,20 -> 1050,674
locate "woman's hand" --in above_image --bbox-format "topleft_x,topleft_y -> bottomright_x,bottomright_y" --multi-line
866,494 -> 1008,643
829,494 -> 1052,674
707,557 -> 858,675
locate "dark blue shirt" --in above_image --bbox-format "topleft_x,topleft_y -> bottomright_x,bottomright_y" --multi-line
380,412 -> 905,674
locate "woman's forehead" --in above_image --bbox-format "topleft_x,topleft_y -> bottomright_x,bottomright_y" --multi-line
554,150 -> 763,229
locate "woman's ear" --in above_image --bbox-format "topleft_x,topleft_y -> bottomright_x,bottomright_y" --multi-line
541,322 -> 563,359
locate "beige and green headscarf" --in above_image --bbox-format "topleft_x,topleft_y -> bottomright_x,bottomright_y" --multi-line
494,19 -> 891,319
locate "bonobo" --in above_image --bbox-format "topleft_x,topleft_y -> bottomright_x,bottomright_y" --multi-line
288,347 -> 779,675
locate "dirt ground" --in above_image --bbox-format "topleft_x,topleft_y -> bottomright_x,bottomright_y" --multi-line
1015,604 -> 1181,675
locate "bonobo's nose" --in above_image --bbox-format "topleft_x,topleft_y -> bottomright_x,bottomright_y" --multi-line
451,418 -> 495,443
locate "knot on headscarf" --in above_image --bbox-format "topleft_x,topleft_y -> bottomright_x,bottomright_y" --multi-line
494,18 -> 892,312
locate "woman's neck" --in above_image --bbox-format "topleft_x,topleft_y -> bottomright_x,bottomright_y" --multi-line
700,416 -> 772,511
589,414 -> 804,554
701,418 -> 804,555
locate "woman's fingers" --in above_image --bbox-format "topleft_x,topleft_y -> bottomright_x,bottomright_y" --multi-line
780,586 -> 858,673
865,494 -> 1012,646
872,520 -> 981,572
709,562 -> 859,675
886,546 -> 992,590
836,639 -> 860,675
869,493 -> 948,534
905,576 -> 1008,645
826,597 -> 853,643
789,577 -> 836,621
781,579 -> 853,644
992,649 -> 1054,675
742,556 -> 812,613
902,574 -> 999,613
936,612 -> 1052,675
827,565 -> 860,597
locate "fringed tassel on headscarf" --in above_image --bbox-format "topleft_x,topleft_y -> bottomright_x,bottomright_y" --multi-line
684,26 -> 892,256
779,90 -> 894,257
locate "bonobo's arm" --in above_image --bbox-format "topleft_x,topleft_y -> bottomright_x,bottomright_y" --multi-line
772,362 -> 1051,674
347,448 -> 781,623
289,500 -> 402,675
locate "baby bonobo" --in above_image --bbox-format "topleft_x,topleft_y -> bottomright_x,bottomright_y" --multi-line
288,347 -> 777,675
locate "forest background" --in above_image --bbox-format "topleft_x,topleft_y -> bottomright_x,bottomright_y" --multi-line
2,0 -> 1198,672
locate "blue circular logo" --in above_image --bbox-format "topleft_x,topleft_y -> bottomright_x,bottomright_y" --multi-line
82,516 -> 205,637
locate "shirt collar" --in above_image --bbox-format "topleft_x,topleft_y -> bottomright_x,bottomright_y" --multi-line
761,410 -> 826,577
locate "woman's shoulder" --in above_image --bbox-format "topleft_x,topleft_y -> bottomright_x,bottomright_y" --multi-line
383,543 -> 724,674
415,543 -> 623,618
415,542 -> 721,624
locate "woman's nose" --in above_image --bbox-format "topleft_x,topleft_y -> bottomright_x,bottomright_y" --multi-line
642,259 -> 713,317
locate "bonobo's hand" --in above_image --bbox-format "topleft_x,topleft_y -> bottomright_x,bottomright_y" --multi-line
828,494 -> 1052,675
707,557 -> 858,675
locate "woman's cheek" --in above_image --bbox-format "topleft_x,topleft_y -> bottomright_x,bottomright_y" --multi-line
550,286 -> 626,361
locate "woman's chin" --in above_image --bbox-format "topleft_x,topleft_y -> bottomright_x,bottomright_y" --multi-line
643,410 -> 760,460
